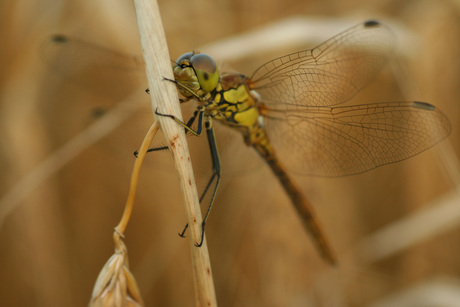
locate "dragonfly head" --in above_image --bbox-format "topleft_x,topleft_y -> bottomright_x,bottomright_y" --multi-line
173,52 -> 219,97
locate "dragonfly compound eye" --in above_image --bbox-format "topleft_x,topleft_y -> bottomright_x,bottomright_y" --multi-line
190,53 -> 219,92
174,52 -> 194,69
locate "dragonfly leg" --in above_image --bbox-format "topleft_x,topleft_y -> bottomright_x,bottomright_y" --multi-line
177,120 -> 221,246
163,77 -> 207,101
133,109 -> 205,157
178,223 -> 188,237
152,109 -> 221,246
145,87 -> 187,103
195,120 -> 221,247
133,145 -> 168,157
155,108 -> 204,136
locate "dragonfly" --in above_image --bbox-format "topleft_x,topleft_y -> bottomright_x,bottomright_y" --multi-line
157,20 -> 450,264
45,20 -> 450,264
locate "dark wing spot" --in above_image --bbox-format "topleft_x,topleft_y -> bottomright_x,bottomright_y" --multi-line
364,20 -> 380,28
51,34 -> 68,43
413,101 -> 435,111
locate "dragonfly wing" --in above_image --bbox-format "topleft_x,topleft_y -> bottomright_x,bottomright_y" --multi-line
250,20 -> 395,108
40,34 -> 147,101
264,101 -> 451,177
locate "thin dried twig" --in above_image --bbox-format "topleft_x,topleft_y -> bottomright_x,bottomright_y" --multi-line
89,121 -> 159,307
0,90 -> 146,230
114,121 -> 160,239
132,0 -> 217,306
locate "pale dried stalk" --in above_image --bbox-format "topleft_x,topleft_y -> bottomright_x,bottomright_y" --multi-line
132,0 -> 217,306
0,89 -> 146,230
114,121 -> 160,239
89,121 -> 159,307
89,121 -> 158,306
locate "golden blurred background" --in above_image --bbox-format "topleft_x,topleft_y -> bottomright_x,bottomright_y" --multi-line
1,0 -> 460,306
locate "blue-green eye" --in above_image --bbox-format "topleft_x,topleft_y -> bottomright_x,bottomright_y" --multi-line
190,54 -> 219,92
174,52 -> 194,68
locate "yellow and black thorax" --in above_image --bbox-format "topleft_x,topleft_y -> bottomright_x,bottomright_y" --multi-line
172,52 -> 269,147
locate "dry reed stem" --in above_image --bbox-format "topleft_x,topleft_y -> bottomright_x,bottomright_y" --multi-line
89,121 -> 159,307
132,0 -> 217,306
114,121 -> 160,241
0,89 -> 146,230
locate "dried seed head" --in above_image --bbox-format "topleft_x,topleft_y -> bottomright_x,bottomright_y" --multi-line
89,240 -> 143,307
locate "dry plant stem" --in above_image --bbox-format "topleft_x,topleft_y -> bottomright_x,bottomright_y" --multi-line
0,90 -> 145,230
90,121 -> 158,307
114,121 -> 159,249
132,0 -> 217,306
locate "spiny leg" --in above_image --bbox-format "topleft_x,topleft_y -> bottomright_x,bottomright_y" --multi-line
195,121 -> 221,246
145,78 -> 220,245
133,109 -> 204,157
155,108 -> 204,136
138,78 -> 205,156
179,120 -> 221,247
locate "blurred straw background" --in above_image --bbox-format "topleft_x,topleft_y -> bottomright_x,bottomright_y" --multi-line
1,0 -> 460,306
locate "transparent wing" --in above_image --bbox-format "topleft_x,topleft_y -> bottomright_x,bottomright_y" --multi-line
39,35 -> 262,175
264,101 -> 451,177
250,20 -> 395,108
40,34 -> 147,101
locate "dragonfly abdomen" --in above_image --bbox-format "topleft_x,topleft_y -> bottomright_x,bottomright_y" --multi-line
253,138 -> 337,264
